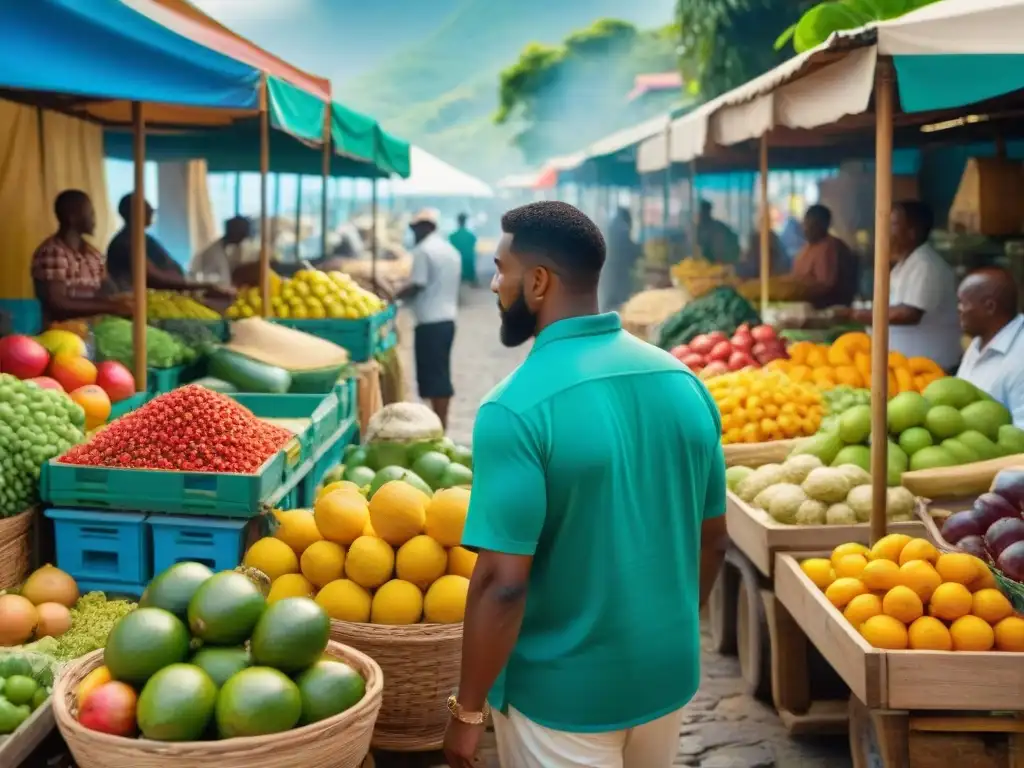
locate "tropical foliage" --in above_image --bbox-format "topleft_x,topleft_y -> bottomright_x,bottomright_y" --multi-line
776,0 -> 943,54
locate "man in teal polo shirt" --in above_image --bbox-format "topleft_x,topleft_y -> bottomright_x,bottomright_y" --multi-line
443,201 -> 729,768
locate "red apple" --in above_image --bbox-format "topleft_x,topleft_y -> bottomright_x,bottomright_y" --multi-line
702,361 -> 729,378
78,681 -> 138,737
26,376 -> 65,393
707,331 -> 728,345
682,353 -> 705,370
751,324 -> 776,343
95,361 -> 136,404
0,335 -> 49,379
728,351 -> 754,371
689,334 -> 714,356
708,341 -> 733,362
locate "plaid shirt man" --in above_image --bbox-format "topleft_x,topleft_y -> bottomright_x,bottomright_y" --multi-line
32,234 -> 107,324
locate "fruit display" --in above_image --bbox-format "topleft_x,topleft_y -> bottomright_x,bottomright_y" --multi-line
0,374 -> 86,517
146,290 -> 221,321
941,469 -> 1024,584
731,452 -> 916,525
656,286 -> 761,350
226,269 -> 387,321
769,333 -> 944,393
821,386 -> 871,429
670,257 -> 737,298
706,369 -> 823,444
670,323 -> 788,377
73,562 -> 367,740
792,376 -> 1024,487
0,652 -> 56,736
800,537 -> 1024,652
93,316 -> 197,370
243,479 -> 474,625
335,436 -> 473,496
59,385 -> 292,474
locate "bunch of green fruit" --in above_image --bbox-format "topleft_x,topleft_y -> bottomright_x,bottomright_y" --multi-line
0,653 -> 54,735
327,435 -> 473,498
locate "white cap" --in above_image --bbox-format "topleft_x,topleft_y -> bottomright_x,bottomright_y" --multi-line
409,208 -> 440,226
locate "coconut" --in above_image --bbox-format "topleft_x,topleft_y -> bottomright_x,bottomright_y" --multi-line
20,564 -> 80,608
365,402 -> 444,444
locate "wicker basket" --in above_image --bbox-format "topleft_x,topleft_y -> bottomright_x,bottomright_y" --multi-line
53,641 -> 383,768
0,508 -> 34,589
330,620 -> 462,751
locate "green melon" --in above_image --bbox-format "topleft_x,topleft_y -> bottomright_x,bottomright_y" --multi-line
215,667 -> 302,738
411,451 -> 452,490
104,608 -> 190,686
137,663 -> 217,741
190,646 -> 251,688
187,572 -> 266,646
295,660 -> 366,725
140,561 -> 214,622
249,597 -> 329,673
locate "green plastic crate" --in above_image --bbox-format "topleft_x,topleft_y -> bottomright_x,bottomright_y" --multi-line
108,391 -> 150,421
273,305 -> 396,362
147,360 -> 205,395
230,390 -> 342,459
298,418 -> 359,506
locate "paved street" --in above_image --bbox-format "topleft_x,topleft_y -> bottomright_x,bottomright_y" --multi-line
392,285 -> 853,767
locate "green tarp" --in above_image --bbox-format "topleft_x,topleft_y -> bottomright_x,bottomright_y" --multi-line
267,76 -> 327,144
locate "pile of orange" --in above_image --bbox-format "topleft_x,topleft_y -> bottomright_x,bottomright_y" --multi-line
705,369 -> 822,445
801,536 -> 1024,652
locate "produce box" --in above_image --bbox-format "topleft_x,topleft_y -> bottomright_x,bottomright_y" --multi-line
273,305 -> 397,363
0,651 -> 59,768
146,360 -> 205,395
107,392 -> 149,421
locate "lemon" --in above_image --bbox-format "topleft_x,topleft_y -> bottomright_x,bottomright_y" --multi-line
799,558 -> 835,590
950,615 -> 995,651
928,582 -> 972,621
424,488 -> 471,548
835,554 -> 868,579
363,519 -> 377,537
994,616 -> 1024,652
844,593 -> 882,629
860,615 -> 909,649
369,481 -> 427,546
824,577 -> 868,610
345,535 -> 395,589
273,509 -> 323,555
447,546 -> 478,579
830,543 -> 869,569
315,579 -> 372,622
971,588 -> 1013,624
315,490 -> 369,546
897,560 -> 942,602
268,573 -> 315,603
243,537 -> 299,581
371,579 -> 424,625
317,481 -> 362,502
882,585 -> 923,624
861,559 -> 901,592
908,616 -> 952,651
935,552 -> 983,585
301,540 -> 347,588
424,575 -> 470,624
396,535 -> 448,589
897,538 -> 939,566
868,533 -> 912,563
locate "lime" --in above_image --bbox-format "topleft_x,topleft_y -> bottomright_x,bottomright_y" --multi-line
3,675 -> 38,706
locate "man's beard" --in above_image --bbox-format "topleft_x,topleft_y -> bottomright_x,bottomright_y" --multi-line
498,288 -> 537,348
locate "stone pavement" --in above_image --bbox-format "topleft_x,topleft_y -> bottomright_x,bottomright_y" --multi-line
391,285 -> 853,767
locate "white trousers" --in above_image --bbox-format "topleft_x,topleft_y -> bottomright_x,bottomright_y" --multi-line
492,706 -> 686,768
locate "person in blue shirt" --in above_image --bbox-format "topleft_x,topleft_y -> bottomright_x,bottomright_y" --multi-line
957,267 -> 1024,426
443,201 -> 729,768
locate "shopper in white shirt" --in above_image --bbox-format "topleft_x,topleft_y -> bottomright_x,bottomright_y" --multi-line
397,208 -> 461,429
841,201 -> 962,371
189,216 -> 252,286
957,267 -> 1024,426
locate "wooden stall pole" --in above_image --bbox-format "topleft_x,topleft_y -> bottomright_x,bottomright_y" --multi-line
320,109 -> 331,260
131,102 -> 148,393
371,178 -> 379,290
233,171 -> 242,216
295,175 -> 303,261
688,160 -> 697,253
869,60 -> 895,545
662,126 -> 671,233
759,135 -> 770,316
259,76 -> 271,317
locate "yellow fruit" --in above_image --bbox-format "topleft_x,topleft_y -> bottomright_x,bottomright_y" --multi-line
800,558 -> 835,590
396,535 -> 448,589
824,577 -> 868,610
993,616 -> 1024,652
869,533 -> 912,563
928,582 -> 972,621
300,540 -> 347,588
844,593 -> 883,629
898,560 -> 942,602
968,561 -> 998,591
267,573 -> 315,603
882,585 -> 924,624
971,588 -> 1014,624
861,559 -> 901,592
447,546 -> 478,579
908,616 -> 953,651
363,519 -> 377,537
243,537 -> 299,581
860,615 -> 909,649
369,481 -> 427,546
831,543 -> 869,569
317,481 -> 362,501
371,579 -> 424,625
424,488 -> 471,548
950,615 -> 995,651
934,552 -> 983,586
898,539 -> 939,566
273,509 -> 323,555
316,578 -> 372,622
424,575 -> 470,624
78,665 -> 112,709
835,554 -> 868,579
315,490 -> 369,546
344,535 -> 395,589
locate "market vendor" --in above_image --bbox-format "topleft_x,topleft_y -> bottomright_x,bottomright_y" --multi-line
957,267 -> 1024,425
107,194 -> 233,298
31,189 -> 134,325
790,204 -> 858,308
837,201 -> 962,371
695,200 -> 740,264
598,207 -> 641,313
188,216 -> 252,286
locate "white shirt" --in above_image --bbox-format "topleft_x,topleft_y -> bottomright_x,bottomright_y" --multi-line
189,239 -> 243,285
958,314 -> 1024,427
409,232 -> 460,326
886,243 -> 962,370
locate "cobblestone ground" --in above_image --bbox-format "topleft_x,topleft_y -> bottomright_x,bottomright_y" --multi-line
388,284 -> 853,768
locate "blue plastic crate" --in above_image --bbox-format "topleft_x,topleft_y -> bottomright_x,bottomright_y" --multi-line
298,418 -> 359,507
147,515 -> 250,574
45,508 -> 150,586
273,304 -> 397,362
0,299 -> 42,335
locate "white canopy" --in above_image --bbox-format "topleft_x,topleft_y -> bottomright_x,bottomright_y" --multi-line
388,146 -> 494,199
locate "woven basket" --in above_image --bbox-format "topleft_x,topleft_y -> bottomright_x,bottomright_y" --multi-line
53,641 -> 383,768
330,620 -> 462,751
0,508 -> 34,590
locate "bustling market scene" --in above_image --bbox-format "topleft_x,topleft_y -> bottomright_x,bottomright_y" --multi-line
3,0 -> 1024,767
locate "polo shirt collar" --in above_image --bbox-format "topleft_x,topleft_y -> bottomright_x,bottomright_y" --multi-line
985,314 -> 1024,355
532,312 -> 621,351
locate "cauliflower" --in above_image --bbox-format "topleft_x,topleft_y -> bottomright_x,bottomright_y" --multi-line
886,487 -> 916,519
794,500 -> 828,526
780,454 -> 824,484
767,483 -> 809,524
753,485 -> 782,510
835,464 -> 872,488
802,467 -> 854,504
846,485 -> 874,523
736,464 -> 783,502
726,465 -> 754,492
825,503 -> 857,525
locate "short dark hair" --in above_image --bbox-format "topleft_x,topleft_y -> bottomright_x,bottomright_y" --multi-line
54,189 -> 89,222
805,203 -> 832,228
895,200 -> 934,240
457,213 -> 468,225
118,193 -> 152,222
501,201 -> 605,288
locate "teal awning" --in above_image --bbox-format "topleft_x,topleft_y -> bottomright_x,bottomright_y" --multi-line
267,76 -> 328,144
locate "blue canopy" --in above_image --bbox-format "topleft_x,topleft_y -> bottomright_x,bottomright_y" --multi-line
0,0 -> 260,111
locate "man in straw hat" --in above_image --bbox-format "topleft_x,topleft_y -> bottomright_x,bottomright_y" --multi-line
396,208 -> 461,428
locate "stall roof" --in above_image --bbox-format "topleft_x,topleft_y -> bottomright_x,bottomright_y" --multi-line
388,147 -> 493,198
496,172 -> 543,190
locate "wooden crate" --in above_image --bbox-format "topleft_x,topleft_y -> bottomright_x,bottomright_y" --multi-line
0,699 -> 54,768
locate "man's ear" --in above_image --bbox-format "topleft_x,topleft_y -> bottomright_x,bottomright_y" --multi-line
526,265 -> 552,306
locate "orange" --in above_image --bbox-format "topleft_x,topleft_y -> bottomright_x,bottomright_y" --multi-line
835,554 -> 868,579
898,539 -> 939,566
882,585 -> 924,624
898,560 -> 942,602
928,582 -> 972,621
69,384 -> 111,430
950,615 -> 995,651
831,543 -> 870,569
844,593 -> 883,629
971,588 -> 1014,624
800,558 -> 836,591
869,533 -> 912,563
935,552 -> 984,586
968,561 -> 998,592
908,616 -> 953,651
861,560 -> 901,592
825,577 -> 869,610
861,615 -> 909,649
993,616 -> 1024,652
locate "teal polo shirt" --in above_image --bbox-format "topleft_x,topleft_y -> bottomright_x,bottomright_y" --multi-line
461,313 -> 726,733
